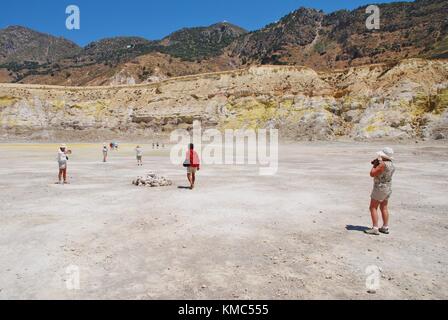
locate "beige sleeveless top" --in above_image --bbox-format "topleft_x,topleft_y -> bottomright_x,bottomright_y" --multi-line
372,161 -> 395,201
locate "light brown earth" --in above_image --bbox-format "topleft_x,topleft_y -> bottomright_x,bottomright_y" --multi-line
0,142 -> 447,299
1,59 -> 448,142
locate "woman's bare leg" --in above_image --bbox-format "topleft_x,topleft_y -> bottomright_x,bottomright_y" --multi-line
58,169 -> 63,183
369,199 -> 380,228
380,200 -> 389,228
63,168 -> 67,183
187,173 -> 193,188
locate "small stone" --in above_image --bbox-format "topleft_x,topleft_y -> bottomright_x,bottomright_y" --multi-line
367,289 -> 376,294
434,133 -> 445,140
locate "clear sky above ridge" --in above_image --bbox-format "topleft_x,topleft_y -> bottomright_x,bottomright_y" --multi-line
1,0 -> 411,46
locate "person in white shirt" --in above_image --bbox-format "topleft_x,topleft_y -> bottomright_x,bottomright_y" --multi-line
57,144 -> 71,184
135,145 -> 143,166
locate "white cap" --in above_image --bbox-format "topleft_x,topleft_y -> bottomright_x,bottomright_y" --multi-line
377,147 -> 394,160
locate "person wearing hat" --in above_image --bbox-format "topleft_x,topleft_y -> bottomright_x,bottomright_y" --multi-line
102,143 -> 108,163
365,147 -> 396,235
57,144 -> 71,184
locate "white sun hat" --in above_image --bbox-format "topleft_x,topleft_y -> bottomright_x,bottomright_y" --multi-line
60,143 -> 67,148
377,147 -> 394,160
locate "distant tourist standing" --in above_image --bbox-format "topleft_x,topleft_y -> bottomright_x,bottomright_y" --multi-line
102,143 -> 108,162
184,143 -> 200,190
135,145 -> 143,166
110,141 -> 118,150
57,144 -> 71,184
365,147 -> 396,235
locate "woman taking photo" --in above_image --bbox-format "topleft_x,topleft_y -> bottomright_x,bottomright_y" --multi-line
365,147 -> 396,236
57,144 -> 71,184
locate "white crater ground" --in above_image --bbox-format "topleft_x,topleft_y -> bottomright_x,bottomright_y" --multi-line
0,142 -> 447,299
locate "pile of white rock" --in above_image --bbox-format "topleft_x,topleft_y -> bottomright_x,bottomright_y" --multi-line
132,172 -> 173,187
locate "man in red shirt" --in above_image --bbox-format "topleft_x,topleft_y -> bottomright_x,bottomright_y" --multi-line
186,143 -> 200,190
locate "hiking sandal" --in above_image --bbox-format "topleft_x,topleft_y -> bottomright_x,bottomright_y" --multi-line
364,228 -> 380,236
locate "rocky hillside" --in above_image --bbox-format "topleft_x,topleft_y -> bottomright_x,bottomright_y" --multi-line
0,26 -> 81,64
230,0 -> 448,69
16,52 -> 237,87
0,23 -> 244,85
228,8 -> 324,64
155,22 -> 247,61
78,37 -> 153,65
1,0 -> 447,86
0,59 -> 447,141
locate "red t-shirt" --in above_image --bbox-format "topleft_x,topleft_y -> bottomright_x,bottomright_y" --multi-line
187,150 -> 200,168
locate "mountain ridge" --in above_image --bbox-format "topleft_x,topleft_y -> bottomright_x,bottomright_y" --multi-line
0,0 -> 447,86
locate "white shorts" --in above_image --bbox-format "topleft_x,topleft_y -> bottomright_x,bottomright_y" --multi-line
58,161 -> 67,170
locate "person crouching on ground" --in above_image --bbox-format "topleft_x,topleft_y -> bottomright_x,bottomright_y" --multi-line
102,143 -> 108,162
365,147 -> 396,236
135,145 -> 143,166
186,143 -> 200,190
57,144 -> 71,184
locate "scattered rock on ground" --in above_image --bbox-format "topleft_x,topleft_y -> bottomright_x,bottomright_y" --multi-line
132,172 -> 172,187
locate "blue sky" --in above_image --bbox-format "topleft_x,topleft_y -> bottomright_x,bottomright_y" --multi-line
1,0 -> 411,46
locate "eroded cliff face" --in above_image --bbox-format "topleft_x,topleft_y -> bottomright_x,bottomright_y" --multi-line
0,59 -> 447,141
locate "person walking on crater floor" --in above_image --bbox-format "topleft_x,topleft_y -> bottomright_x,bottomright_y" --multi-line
184,143 -> 200,190
365,147 -> 396,236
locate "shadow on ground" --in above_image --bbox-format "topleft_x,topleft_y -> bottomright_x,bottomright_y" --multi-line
345,225 -> 369,232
